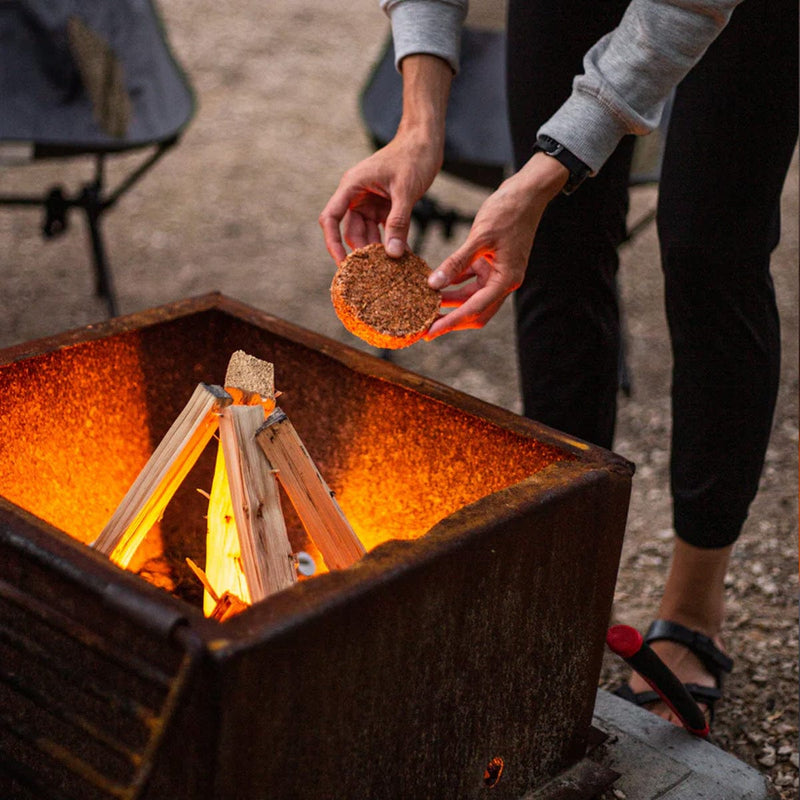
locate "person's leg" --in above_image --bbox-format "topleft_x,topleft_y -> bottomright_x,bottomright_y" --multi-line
628,0 -> 798,719
507,0 -> 634,449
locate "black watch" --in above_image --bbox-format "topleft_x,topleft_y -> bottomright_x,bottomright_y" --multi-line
534,135 -> 591,195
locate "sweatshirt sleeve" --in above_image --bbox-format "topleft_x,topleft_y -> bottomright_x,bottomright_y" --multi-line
539,0 -> 743,174
380,0 -> 468,73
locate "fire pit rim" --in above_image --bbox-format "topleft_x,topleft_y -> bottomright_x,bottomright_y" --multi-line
0,292 -> 633,471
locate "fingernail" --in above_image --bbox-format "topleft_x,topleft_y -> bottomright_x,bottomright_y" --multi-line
429,269 -> 447,290
386,238 -> 404,257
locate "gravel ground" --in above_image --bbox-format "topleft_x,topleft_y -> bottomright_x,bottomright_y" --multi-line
0,1 -> 796,796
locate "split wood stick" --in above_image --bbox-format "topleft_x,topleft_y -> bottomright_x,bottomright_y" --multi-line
93,384 -> 232,567
218,404 -> 296,602
186,557 -> 248,622
256,408 -> 365,570
204,439 -> 251,614
209,591 -> 249,623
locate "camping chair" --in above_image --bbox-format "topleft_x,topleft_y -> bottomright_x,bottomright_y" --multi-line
360,28 -> 669,393
0,0 -> 195,317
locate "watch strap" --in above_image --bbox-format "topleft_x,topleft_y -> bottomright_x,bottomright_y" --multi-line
534,135 -> 591,195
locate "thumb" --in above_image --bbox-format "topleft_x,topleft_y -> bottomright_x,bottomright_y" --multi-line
428,242 -> 476,290
384,197 -> 414,258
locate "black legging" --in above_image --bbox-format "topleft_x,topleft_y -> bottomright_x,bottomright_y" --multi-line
507,0 -> 798,548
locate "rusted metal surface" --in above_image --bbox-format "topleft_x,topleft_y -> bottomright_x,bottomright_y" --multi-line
0,503 -> 201,800
0,295 -> 633,800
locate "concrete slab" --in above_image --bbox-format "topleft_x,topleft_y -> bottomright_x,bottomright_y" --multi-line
592,690 -> 779,799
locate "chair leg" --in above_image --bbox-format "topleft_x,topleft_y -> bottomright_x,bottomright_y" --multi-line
618,300 -> 633,397
81,182 -> 119,318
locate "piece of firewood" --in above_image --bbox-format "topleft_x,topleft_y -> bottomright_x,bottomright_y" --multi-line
256,408 -> 365,570
224,350 -> 276,409
205,350 -> 280,607
93,384 -> 232,567
204,438 -> 251,613
186,557 -> 249,622
219,404 -> 296,602
209,591 -> 250,622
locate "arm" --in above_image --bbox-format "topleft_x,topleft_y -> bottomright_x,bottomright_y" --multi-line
542,0 -> 744,173
318,53 -> 452,263
319,0 -> 467,263
425,0 -> 744,339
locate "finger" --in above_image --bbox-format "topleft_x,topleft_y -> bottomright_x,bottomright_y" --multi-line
425,282 -> 507,339
365,217 -> 382,245
439,282 -> 479,307
428,240 -> 482,290
343,210 -> 369,251
319,189 -> 353,263
383,195 -> 414,257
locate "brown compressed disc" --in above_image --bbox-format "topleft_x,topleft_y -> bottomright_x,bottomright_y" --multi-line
330,243 -> 442,349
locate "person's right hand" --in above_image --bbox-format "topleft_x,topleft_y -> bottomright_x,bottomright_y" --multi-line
318,130 -> 442,264
319,53 -> 453,264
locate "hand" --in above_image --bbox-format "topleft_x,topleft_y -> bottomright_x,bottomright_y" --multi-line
424,153 -> 569,339
318,132 -> 442,264
319,54 -> 452,263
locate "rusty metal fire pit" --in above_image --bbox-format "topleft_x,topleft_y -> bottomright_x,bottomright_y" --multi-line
0,294 -> 632,800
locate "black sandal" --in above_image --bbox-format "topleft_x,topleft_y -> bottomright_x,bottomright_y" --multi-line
613,619 -> 733,725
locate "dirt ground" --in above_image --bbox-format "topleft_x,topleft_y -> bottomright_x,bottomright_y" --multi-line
0,1 -> 797,796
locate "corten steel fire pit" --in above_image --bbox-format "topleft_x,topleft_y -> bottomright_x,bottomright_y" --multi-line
0,294 -> 632,800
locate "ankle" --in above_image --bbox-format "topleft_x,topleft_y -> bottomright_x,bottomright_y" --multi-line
655,606 -> 725,642
656,540 -> 733,640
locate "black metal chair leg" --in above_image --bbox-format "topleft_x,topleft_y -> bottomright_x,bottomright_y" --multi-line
82,183 -> 118,317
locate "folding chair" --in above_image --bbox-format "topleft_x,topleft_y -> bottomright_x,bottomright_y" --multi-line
0,0 -> 195,317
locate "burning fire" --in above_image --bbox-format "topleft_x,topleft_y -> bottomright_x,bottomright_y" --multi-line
86,352 -> 366,621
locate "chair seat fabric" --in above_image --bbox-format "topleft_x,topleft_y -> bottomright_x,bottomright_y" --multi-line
0,0 -> 194,152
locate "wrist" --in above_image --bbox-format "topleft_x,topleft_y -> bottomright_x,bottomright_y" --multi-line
533,135 -> 591,195
397,54 -> 451,153
515,152 -> 571,201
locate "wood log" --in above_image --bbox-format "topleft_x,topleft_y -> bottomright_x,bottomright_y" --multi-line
204,438 -> 251,613
93,383 -> 231,567
256,408 -> 365,570
219,404 -> 296,602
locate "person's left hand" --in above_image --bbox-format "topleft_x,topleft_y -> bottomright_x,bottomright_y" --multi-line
424,152 -> 568,339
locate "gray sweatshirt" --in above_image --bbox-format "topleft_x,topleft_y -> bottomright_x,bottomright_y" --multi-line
379,0 -> 742,173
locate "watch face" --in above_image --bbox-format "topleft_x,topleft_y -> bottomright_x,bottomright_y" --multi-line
537,135 -> 560,155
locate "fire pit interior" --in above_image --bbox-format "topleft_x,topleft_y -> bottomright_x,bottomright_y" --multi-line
0,294 -> 632,800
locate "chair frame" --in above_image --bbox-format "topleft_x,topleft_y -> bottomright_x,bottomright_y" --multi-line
0,139 -> 178,317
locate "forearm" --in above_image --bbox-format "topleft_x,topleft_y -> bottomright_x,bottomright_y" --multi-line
396,54 -> 452,165
541,0 -> 744,173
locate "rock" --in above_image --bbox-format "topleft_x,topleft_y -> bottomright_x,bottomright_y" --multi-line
759,746 -> 777,768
